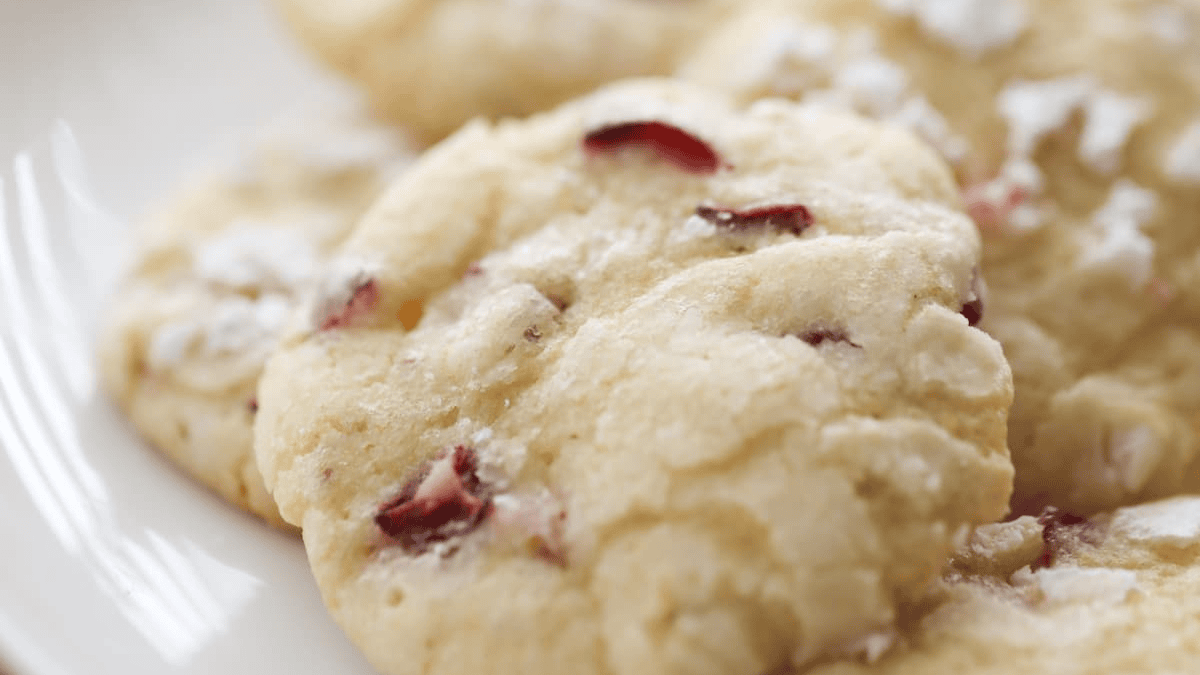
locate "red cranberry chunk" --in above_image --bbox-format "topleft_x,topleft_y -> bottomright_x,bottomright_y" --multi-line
320,278 -> 380,331
960,298 -> 984,326
1033,506 -> 1088,569
795,328 -> 860,348
375,446 -> 493,555
583,121 -> 722,174
960,270 -> 984,326
695,204 -> 814,237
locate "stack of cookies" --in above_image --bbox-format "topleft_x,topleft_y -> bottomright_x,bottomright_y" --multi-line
98,1 -> 1200,673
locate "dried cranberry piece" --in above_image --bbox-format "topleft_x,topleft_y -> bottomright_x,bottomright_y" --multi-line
1033,506 -> 1088,569
246,398 -> 259,414
960,270 -> 984,327
375,445 -> 493,555
963,179 -> 1029,231
695,204 -> 814,237
960,299 -> 983,326
583,121 -> 722,174
796,328 -> 860,348
320,278 -> 379,331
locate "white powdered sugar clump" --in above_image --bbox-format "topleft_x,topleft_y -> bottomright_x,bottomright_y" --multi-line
1078,180 -> 1158,288
148,293 -> 295,369
149,220 -> 332,369
721,19 -> 971,162
148,321 -> 202,370
1109,496 -> 1200,547
1164,120 -> 1200,183
203,294 -> 292,355
828,55 -> 910,116
1079,91 -> 1154,175
734,20 -> 840,96
998,76 -> 1095,159
1022,566 -> 1140,606
890,96 -> 970,161
995,77 -> 1151,214
194,223 -> 320,291
877,0 -> 1028,56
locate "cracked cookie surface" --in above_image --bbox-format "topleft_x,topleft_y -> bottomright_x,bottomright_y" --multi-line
681,0 -> 1200,516
98,113 -> 415,526
810,495 -> 1200,675
255,80 -> 1013,675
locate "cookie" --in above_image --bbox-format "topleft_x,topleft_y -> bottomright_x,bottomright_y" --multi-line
254,79 -> 1013,674
98,113 -> 416,527
270,0 -> 740,141
808,495 -> 1200,674
681,0 -> 1200,516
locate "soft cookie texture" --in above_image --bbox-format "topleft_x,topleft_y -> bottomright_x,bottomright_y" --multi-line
681,0 -> 1200,516
270,0 -> 740,141
255,80 -> 1013,674
809,495 -> 1200,674
98,113 -> 415,527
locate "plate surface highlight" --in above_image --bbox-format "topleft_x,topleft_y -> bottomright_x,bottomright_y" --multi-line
0,2 -> 377,673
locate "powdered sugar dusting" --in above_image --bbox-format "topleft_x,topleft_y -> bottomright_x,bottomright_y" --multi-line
1079,91 -> 1153,174
1164,120 -> 1200,183
149,293 -> 295,370
1109,497 -> 1200,547
1079,180 -> 1159,289
148,322 -> 201,370
878,0 -> 1028,56
194,223 -> 320,291
829,56 -> 910,116
889,96 -> 970,161
1029,567 -> 1139,606
998,76 -> 1094,159
148,222 -> 329,369
736,20 -> 840,96
204,294 -> 292,354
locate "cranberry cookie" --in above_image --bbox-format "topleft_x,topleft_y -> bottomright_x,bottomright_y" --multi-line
809,496 -> 1200,674
682,0 -> 1200,516
254,80 -> 1012,674
270,0 -> 740,141
98,113 -> 416,527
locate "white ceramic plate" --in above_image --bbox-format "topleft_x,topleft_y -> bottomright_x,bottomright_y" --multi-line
0,2 -> 377,673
